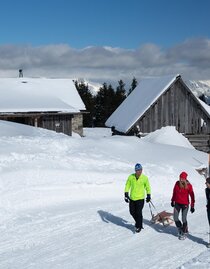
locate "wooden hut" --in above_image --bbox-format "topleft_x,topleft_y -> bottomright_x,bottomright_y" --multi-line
106,74 -> 210,152
0,78 -> 86,136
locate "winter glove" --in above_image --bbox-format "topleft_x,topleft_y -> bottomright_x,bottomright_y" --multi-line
171,201 -> 175,207
190,207 -> 195,213
146,194 -> 151,203
124,192 -> 130,203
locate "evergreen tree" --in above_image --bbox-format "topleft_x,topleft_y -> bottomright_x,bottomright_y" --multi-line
94,83 -> 108,127
115,79 -> 126,107
106,84 -> 116,117
128,77 -> 138,96
74,80 -> 95,127
75,78 -> 137,128
95,83 -> 114,127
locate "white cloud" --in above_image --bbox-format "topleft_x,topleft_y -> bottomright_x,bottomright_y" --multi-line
0,38 -> 209,85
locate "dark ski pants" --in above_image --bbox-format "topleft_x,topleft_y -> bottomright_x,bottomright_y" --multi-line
207,208 -> 210,226
173,203 -> 189,233
129,199 -> 144,229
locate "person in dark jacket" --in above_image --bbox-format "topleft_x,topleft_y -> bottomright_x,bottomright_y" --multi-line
171,171 -> 195,236
205,177 -> 210,225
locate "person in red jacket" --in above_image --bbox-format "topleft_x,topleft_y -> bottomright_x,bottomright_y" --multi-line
171,171 -> 195,237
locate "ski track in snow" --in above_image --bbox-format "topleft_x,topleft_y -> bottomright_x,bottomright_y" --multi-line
0,199 -> 209,269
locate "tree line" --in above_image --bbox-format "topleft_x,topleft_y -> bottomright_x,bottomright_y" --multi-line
75,78 -> 138,127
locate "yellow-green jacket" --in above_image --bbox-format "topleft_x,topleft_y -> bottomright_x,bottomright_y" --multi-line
124,173 -> 151,201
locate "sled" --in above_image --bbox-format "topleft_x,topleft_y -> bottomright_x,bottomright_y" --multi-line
150,210 -> 174,226
148,201 -> 174,226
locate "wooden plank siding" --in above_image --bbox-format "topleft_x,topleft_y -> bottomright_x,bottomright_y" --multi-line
0,113 -> 75,136
39,114 -> 73,135
184,134 -> 210,153
129,78 -> 210,135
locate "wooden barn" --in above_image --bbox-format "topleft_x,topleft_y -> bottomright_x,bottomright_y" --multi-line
0,78 -> 86,136
106,74 -> 210,152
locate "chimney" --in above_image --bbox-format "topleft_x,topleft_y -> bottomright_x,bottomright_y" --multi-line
19,69 -> 23,77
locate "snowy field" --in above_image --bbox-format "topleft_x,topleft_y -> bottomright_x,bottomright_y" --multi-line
0,121 -> 209,269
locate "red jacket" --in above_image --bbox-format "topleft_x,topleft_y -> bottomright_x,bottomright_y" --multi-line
171,181 -> 195,207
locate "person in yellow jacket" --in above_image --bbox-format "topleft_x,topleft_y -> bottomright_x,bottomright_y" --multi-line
124,163 -> 151,233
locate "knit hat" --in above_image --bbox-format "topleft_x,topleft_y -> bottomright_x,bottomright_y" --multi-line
179,171 -> 188,180
135,163 -> 142,171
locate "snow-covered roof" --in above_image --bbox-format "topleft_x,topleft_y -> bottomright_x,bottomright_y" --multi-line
0,78 -> 86,113
106,74 -> 180,132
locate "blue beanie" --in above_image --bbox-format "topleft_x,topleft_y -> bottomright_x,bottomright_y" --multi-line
135,163 -> 142,171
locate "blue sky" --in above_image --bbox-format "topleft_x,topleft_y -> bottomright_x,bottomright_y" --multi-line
0,0 -> 210,84
1,0 -> 210,48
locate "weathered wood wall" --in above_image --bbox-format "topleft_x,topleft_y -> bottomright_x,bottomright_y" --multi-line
39,114 -> 73,135
133,79 -> 210,134
0,113 -> 78,136
184,134 -> 210,153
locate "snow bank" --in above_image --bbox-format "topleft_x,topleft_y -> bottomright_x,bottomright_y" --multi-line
142,126 -> 194,149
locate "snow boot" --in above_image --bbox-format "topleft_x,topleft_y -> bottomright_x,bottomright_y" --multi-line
178,228 -> 184,240
135,227 -> 141,233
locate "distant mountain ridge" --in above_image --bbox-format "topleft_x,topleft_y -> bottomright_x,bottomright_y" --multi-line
76,78 -> 101,95
186,80 -> 210,105
76,78 -> 210,105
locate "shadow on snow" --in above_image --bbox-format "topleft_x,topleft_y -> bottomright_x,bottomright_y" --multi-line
97,210 -> 135,234
143,219 -> 207,246
97,211 -> 207,245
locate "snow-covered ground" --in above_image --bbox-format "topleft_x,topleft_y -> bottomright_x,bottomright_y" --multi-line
0,121 -> 209,269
